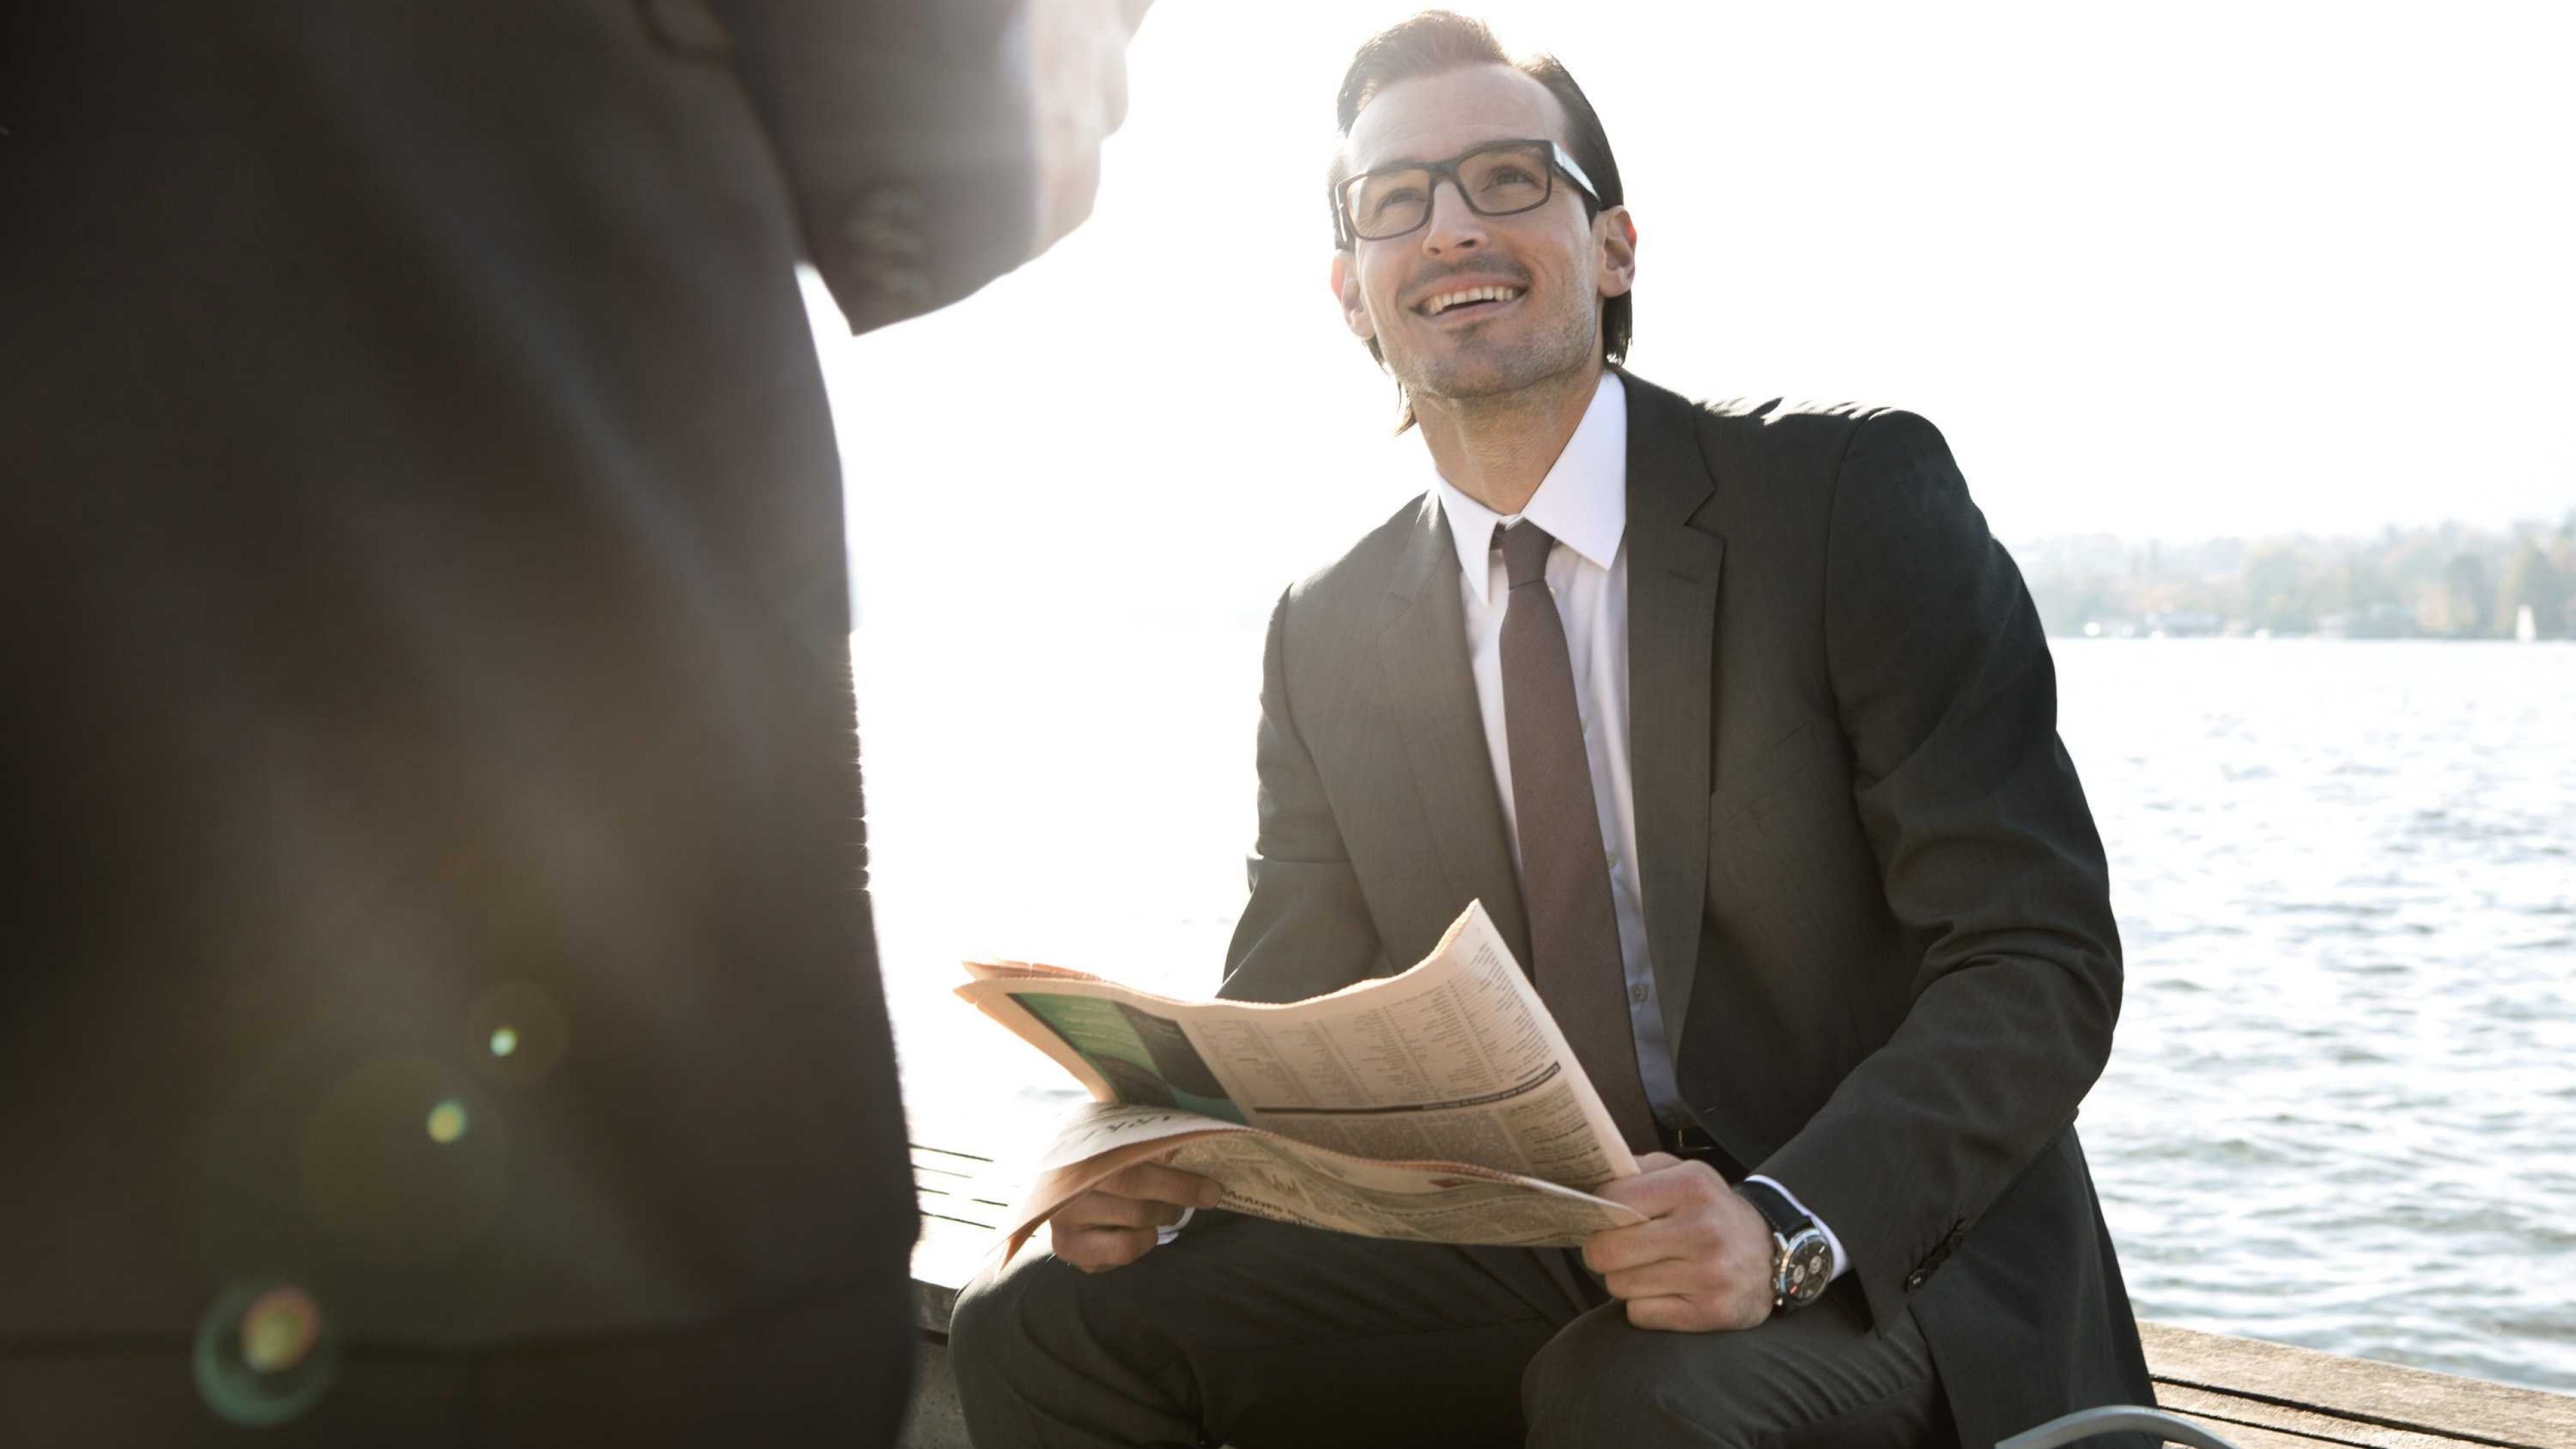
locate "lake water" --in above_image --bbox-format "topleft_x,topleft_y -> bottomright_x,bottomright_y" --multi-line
859,633 -> 2576,1393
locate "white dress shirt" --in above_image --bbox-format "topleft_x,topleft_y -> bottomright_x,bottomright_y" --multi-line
1428,372 -> 1848,1281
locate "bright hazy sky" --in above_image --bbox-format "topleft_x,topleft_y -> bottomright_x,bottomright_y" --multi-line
814,1 -> 2574,627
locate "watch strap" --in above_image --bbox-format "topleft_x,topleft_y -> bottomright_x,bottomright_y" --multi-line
1735,1177 -> 1811,1239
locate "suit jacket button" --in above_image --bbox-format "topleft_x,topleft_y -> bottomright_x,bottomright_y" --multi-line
1902,1268 -> 1929,1293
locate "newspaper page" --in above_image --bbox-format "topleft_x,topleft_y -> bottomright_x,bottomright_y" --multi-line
957,900 -> 1648,1257
991,1102 -> 1642,1263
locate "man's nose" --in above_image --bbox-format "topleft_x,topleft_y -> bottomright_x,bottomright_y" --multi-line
1419,178 -> 1487,256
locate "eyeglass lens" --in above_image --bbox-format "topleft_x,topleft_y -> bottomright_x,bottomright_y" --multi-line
1342,143 -> 1554,240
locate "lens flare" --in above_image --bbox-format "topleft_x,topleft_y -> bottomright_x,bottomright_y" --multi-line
468,983 -> 568,1085
299,1057 -> 511,1266
194,1282 -> 337,1426
239,1285 -> 323,1372
425,1099 -> 469,1144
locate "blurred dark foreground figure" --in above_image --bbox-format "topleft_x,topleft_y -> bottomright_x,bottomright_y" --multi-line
0,1 -> 1141,1442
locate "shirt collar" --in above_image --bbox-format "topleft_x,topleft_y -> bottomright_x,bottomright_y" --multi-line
1429,371 -> 1628,606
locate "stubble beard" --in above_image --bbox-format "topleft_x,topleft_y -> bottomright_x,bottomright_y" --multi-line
1385,290 -> 1601,424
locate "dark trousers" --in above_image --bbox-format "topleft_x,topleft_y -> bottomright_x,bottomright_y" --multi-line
950,1213 -> 1949,1449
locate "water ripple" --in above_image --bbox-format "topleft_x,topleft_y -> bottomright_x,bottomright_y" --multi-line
2070,641 -> 2576,1392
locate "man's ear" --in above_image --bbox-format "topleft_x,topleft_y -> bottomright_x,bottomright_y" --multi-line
1330,250 -> 1375,340
1597,205 -> 1638,300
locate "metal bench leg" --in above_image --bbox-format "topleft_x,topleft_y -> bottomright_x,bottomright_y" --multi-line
1996,1405 -> 2243,1449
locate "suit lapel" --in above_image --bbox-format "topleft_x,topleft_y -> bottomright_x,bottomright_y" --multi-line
1377,495 -> 1533,969
1621,375 -> 1725,1061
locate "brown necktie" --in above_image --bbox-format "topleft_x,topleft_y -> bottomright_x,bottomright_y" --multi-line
1495,523 -> 1661,1155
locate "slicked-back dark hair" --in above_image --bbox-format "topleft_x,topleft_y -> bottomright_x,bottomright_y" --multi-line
1330,11 -> 1629,426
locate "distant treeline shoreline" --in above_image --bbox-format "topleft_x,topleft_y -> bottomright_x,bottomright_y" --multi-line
2010,515 -> 2576,640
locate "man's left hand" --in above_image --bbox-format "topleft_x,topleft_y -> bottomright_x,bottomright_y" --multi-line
1583,1152 -> 1776,1332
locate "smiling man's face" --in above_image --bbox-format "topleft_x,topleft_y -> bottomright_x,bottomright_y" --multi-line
1332,63 -> 1630,414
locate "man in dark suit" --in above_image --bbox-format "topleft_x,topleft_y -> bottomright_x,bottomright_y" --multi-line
949,12 -> 2153,1449
1,1 -> 1138,1442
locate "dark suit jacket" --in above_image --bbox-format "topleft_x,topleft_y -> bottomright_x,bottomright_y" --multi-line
1219,371 -> 2156,1449
0,1 -> 1013,1440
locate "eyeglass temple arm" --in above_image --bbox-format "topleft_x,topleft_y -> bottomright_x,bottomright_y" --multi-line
1548,142 -> 1599,205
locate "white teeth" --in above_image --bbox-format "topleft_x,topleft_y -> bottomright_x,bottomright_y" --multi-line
1424,284 -> 1523,315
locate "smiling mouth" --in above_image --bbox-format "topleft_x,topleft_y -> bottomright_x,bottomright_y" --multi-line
1415,283 -> 1525,318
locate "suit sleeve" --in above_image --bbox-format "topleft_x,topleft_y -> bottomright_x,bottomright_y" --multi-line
710,0 -> 1039,334
1756,410 -> 2123,1328
1218,588 -> 1390,1003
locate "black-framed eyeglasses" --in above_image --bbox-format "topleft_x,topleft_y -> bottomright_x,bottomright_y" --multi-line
1331,138 -> 1601,245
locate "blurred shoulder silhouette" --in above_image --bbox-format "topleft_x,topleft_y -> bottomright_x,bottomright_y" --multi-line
0,1 -> 1141,1442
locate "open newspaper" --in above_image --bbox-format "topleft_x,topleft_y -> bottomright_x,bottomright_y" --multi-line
957,900 -> 1645,1264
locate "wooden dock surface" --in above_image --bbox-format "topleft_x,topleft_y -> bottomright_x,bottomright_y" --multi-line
904,1144 -> 2576,1449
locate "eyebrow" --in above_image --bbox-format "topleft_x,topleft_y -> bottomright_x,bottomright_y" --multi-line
1352,137 -> 1554,174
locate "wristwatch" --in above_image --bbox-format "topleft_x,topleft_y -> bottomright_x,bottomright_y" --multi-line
1735,1179 -> 1833,1312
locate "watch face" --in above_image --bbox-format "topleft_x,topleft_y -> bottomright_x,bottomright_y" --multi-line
1778,1229 -> 1832,1307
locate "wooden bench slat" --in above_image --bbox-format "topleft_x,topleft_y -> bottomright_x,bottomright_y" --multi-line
2142,1324 -> 2576,1449
2164,1416 -> 2402,1449
913,1209 -> 1002,1340
2159,1383 -> 2508,1449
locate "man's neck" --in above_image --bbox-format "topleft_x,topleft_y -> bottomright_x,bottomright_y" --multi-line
1413,363 -> 1605,517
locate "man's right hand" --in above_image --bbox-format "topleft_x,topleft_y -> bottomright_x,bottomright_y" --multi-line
1046,1159 -> 1221,1273
1024,0 -> 1155,258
